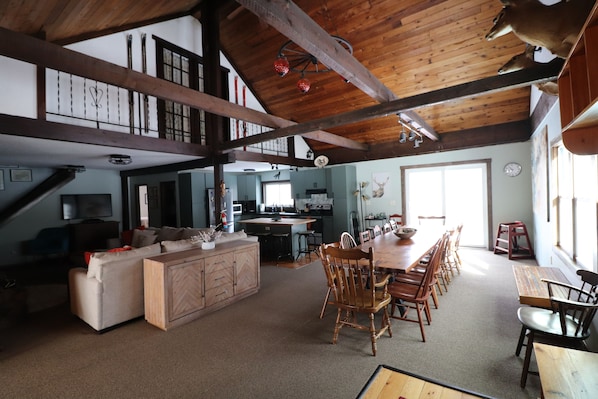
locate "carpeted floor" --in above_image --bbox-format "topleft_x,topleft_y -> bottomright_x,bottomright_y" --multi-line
0,248 -> 544,398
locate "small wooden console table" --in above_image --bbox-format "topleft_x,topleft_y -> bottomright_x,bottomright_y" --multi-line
512,265 -> 571,308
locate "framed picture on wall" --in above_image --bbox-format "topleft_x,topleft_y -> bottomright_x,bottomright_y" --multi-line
10,169 -> 32,182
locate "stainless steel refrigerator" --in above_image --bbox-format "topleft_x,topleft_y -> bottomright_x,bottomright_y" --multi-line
207,188 -> 234,232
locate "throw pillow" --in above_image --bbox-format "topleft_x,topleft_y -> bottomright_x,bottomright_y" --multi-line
156,226 -> 185,242
131,229 -> 157,248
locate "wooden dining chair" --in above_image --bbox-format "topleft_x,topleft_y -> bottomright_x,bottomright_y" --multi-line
393,232 -> 450,309
373,225 -> 382,237
318,241 -> 341,319
515,279 -> 598,387
389,214 -> 403,225
387,234 -> 447,342
382,223 -> 392,234
319,243 -> 392,356
359,230 -> 370,244
418,215 -> 446,226
445,224 -> 463,276
340,232 -> 357,249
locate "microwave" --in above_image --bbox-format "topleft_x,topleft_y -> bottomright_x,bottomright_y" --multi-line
232,203 -> 243,215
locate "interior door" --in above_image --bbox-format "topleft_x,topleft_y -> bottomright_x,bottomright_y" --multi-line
160,181 -> 177,227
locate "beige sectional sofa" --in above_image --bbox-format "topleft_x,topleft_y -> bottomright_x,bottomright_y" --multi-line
68,227 -> 257,332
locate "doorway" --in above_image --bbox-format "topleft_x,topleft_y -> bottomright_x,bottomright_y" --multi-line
136,184 -> 149,227
160,181 -> 177,227
402,160 -> 490,247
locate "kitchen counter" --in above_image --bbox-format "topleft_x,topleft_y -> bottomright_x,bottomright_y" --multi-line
239,218 -> 317,260
239,217 -> 316,226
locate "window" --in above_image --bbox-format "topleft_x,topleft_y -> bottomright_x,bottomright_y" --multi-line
154,37 -> 229,145
403,161 -> 490,247
263,181 -> 293,207
553,142 -> 597,271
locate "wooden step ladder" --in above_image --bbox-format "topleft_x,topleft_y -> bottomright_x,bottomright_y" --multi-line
494,221 -> 535,260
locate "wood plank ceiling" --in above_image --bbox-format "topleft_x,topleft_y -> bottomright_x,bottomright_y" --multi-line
0,0 -> 559,165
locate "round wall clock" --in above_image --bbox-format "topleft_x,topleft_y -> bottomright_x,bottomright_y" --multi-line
503,162 -> 522,177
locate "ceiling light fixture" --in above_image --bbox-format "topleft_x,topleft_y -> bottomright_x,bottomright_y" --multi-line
108,154 -> 132,165
397,114 -> 424,148
274,36 -> 353,94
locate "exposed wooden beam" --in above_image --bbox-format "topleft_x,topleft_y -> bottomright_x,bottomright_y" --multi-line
320,120 -> 532,164
221,60 -> 562,151
232,150 -> 313,168
236,0 -> 438,140
0,27 -> 366,151
0,113 -> 211,157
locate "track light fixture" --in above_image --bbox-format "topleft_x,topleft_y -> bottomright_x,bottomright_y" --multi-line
397,114 -> 424,148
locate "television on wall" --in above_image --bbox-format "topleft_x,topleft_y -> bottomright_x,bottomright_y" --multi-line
61,194 -> 113,220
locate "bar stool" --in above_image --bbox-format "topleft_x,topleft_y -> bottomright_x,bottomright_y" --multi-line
296,230 -> 317,261
249,232 -> 272,260
272,232 -> 292,263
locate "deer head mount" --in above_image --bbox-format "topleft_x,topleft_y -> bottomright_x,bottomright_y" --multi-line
485,0 -> 594,58
497,44 -> 560,96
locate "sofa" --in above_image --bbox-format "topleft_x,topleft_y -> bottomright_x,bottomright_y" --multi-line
68,227 -> 257,332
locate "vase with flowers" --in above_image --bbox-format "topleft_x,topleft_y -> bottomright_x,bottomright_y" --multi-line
191,224 -> 222,250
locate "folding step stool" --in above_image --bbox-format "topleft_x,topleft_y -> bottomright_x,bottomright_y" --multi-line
494,221 -> 535,260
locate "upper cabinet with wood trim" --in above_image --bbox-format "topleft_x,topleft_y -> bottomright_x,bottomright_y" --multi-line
559,3 -> 598,155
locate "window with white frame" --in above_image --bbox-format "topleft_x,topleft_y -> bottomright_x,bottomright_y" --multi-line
552,142 -> 598,271
263,181 -> 293,207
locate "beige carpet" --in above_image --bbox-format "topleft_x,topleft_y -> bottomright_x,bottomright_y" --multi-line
0,248 -> 545,399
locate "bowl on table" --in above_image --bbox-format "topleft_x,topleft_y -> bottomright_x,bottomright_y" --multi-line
394,227 -> 417,240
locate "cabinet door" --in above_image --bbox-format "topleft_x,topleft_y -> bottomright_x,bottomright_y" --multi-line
168,260 -> 204,321
235,245 -> 259,294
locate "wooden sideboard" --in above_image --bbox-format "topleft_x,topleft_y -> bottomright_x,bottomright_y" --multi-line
143,240 -> 260,330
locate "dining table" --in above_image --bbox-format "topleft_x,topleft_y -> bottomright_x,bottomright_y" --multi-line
357,229 -> 444,274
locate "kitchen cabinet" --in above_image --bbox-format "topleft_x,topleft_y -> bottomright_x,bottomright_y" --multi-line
237,174 -> 261,201
558,2 -> 598,154
143,240 -> 259,331
290,169 -> 327,199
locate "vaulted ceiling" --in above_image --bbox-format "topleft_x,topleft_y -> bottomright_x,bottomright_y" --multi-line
0,0 -> 567,170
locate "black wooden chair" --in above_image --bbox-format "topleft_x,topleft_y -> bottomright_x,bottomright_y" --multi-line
515,278 -> 598,387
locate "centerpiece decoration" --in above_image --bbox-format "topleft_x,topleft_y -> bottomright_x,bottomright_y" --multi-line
191,224 -> 222,250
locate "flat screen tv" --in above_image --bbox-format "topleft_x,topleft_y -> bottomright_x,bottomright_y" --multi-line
61,194 -> 113,220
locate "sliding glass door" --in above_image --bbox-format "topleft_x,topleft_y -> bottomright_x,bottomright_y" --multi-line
403,161 -> 489,247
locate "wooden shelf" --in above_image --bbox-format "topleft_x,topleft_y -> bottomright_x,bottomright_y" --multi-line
559,3 -> 598,154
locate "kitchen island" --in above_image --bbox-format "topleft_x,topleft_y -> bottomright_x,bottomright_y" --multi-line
239,217 -> 316,261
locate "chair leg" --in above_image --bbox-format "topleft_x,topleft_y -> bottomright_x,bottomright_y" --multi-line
332,308 -> 342,345
384,307 -> 392,338
515,325 -> 527,356
369,313 -> 377,356
319,287 -> 331,319
416,302 -> 427,342
430,286 -> 439,309
520,330 -> 535,388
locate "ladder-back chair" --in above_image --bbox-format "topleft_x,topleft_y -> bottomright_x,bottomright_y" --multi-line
320,243 -> 392,356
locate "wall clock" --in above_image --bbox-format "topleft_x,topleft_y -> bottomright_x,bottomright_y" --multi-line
503,162 -> 522,177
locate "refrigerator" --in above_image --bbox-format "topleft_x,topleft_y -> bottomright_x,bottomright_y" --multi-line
207,188 -> 234,233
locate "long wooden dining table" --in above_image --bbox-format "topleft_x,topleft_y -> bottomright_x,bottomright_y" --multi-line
357,229 -> 444,274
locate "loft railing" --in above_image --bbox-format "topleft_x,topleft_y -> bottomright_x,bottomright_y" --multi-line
45,69 -> 288,156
